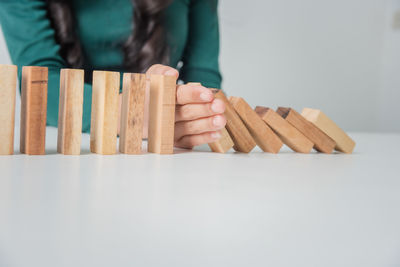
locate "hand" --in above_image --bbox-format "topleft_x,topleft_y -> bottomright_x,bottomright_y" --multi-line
145,64 -> 226,149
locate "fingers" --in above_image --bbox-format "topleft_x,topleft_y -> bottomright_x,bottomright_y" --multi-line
175,131 -> 222,149
175,114 -> 226,141
175,98 -> 225,121
176,84 -> 214,105
145,64 -> 179,79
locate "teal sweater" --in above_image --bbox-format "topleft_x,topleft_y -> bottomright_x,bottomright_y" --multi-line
0,0 -> 221,132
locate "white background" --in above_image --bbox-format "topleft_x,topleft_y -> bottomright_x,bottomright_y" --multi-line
1,0 -> 399,132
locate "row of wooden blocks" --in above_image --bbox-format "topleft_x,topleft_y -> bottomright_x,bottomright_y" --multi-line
0,64 -> 355,156
199,88 -> 355,155
0,64 -> 176,155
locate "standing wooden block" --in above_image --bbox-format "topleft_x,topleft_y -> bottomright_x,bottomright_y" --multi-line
0,65 -> 17,155
208,127 -> 234,153
301,108 -> 355,154
229,97 -> 282,153
20,66 -> 48,155
119,73 -> 146,154
57,69 -> 84,155
90,71 -> 120,155
213,91 -> 256,153
255,106 -> 313,153
277,107 -> 336,154
148,74 -> 176,154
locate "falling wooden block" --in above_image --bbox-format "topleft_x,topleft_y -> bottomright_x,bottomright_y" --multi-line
119,73 -> 146,154
20,66 -> 48,155
0,64 -> 17,155
229,97 -> 282,153
301,108 -> 355,154
57,69 -> 84,155
255,106 -> 313,153
90,71 -> 120,155
199,87 -> 233,153
277,107 -> 336,154
208,127 -> 234,153
213,91 -> 256,153
148,74 -> 176,154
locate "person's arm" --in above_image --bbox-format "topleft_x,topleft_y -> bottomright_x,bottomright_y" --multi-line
179,0 -> 222,89
0,0 -> 92,132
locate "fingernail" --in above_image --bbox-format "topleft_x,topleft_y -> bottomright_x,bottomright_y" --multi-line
211,132 -> 221,139
165,69 -> 177,76
200,91 -> 213,101
213,116 -> 224,127
211,100 -> 224,113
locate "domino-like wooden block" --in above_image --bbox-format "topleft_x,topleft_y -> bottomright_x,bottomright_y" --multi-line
255,106 -> 313,153
213,91 -> 256,153
20,66 -> 48,155
277,107 -> 335,154
148,74 -> 176,154
90,71 -> 120,155
0,64 -> 17,155
229,97 -> 282,153
57,69 -> 84,155
208,127 -> 234,153
196,87 -> 233,153
301,108 -> 355,153
119,73 -> 146,154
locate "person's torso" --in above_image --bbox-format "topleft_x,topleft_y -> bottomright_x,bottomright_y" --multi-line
71,0 -> 190,71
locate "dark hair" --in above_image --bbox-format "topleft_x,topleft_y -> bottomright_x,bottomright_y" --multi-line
45,0 -> 171,75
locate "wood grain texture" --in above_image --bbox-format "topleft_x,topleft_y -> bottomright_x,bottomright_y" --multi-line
90,71 -> 120,155
301,108 -> 355,154
57,69 -> 84,155
20,66 -> 48,155
212,91 -> 256,153
148,74 -> 176,154
255,106 -> 313,153
208,127 -> 234,153
229,97 -> 282,153
119,73 -> 146,154
0,64 -> 17,155
277,107 -> 335,154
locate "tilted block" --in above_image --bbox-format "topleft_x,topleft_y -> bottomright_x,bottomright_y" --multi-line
90,71 -> 120,155
255,106 -> 313,153
277,107 -> 335,154
204,88 -> 234,153
0,64 -> 17,155
119,73 -> 146,154
148,74 -> 176,154
213,91 -> 256,153
301,108 -> 355,154
229,97 -> 282,153
57,69 -> 84,155
20,66 -> 48,155
208,127 -> 234,153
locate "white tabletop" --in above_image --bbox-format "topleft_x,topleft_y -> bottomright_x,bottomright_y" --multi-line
1,127 -> 399,267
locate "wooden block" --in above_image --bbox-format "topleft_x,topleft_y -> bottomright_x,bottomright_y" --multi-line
208,127 -> 234,153
276,107 -> 336,154
0,64 -> 17,155
119,73 -> 146,154
57,69 -> 84,155
255,106 -> 313,153
148,74 -> 176,154
229,97 -> 282,153
213,91 -> 256,153
301,108 -> 355,153
20,66 -> 48,155
90,71 -> 120,155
